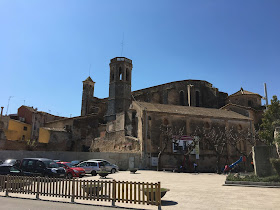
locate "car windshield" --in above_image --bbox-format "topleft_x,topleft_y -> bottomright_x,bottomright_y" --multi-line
65,163 -> 73,167
4,159 -> 16,164
43,161 -> 59,168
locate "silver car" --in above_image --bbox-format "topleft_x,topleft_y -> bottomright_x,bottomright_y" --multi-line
88,159 -> 119,174
77,160 -> 104,176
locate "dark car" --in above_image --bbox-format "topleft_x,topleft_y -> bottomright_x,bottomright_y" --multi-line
0,164 -> 22,175
20,158 -> 66,177
2,159 -> 21,167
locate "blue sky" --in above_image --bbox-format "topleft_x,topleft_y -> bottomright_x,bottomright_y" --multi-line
0,0 -> 280,117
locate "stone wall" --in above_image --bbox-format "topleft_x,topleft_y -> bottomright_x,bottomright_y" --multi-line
253,145 -> 278,177
0,150 -> 141,170
132,80 -> 228,108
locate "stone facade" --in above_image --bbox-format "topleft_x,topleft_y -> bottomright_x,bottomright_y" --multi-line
17,106 -> 65,140
1,56 -> 265,172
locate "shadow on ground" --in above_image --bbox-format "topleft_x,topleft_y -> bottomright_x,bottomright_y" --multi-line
161,200 -> 178,206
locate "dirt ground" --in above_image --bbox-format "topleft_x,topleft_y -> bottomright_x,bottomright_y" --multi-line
2,171 -> 280,210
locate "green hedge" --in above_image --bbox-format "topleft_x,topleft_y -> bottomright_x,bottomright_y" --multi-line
226,174 -> 280,183
270,158 -> 280,176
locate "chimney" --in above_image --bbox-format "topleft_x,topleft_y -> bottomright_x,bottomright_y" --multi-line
0,107 -> 3,118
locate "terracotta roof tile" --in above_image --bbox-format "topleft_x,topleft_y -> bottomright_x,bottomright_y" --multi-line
229,88 -> 262,98
83,76 -> 95,83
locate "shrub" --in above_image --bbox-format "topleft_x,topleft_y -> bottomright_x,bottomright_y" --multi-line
270,158 -> 280,176
226,173 -> 280,182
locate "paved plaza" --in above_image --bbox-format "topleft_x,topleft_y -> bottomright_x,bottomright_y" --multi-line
1,171 -> 280,209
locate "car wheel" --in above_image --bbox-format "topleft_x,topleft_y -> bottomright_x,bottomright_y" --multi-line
91,170 -> 97,176
66,173 -> 73,179
111,168 -> 116,174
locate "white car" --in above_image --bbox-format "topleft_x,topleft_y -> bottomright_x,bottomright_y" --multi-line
87,159 -> 119,173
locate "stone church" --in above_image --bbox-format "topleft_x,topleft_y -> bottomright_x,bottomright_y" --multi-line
43,57 -> 264,171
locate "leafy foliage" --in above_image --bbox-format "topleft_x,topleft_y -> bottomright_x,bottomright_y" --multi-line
259,95 -> 280,145
270,158 -> 280,176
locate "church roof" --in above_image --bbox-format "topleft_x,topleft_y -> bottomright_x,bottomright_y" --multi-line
83,76 -> 95,83
132,101 -> 252,121
229,88 -> 262,98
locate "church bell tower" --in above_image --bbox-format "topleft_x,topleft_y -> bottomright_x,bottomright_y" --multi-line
81,76 -> 95,116
106,57 -> 133,122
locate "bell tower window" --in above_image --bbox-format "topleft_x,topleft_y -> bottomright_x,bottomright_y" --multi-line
119,67 -> 123,81
126,68 -> 129,81
196,91 -> 200,107
180,90 -> 185,106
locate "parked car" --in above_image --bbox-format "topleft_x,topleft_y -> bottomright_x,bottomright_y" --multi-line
70,160 -> 84,166
56,162 -> 86,178
88,159 -> 119,173
77,160 -> 105,176
0,164 -> 22,175
20,158 -> 66,177
1,159 -> 21,167
77,160 -> 118,175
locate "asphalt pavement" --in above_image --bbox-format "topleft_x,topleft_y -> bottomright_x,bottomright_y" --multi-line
0,196 -> 115,210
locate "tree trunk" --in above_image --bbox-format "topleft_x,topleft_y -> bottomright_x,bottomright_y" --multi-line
157,151 -> 162,171
216,156 -> 221,174
276,142 -> 280,158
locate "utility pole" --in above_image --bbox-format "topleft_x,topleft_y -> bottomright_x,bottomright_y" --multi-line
264,83 -> 268,109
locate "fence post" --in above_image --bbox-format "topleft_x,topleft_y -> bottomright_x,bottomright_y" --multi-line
5,175 -> 10,197
36,177 -> 40,200
112,180 -> 116,206
158,182 -> 161,210
71,179 -> 75,203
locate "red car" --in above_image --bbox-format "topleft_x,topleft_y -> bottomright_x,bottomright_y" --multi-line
57,162 -> 85,178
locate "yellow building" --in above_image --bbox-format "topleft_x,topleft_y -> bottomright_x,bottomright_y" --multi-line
38,127 -> 51,143
4,119 -> 31,141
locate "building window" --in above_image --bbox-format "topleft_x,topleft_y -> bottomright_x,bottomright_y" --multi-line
196,91 -> 200,107
22,135 -> 25,140
126,68 -> 129,81
248,100 -> 252,106
119,67 -> 123,80
238,124 -> 242,131
179,90 -> 185,106
163,118 -> 169,125
23,126 -> 27,131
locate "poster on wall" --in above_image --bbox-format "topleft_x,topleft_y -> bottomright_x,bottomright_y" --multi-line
151,157 -> 158,166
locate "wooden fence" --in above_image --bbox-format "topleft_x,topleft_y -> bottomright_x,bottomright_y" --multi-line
0,175 -> 161,209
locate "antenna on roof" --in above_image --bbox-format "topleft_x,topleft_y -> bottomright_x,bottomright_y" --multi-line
121,32 -> 124,56
89,64 -> 92,77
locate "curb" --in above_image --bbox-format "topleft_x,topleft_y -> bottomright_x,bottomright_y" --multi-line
224,181 -> 280,188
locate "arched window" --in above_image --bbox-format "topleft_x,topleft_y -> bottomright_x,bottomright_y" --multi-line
248,100 -> 252,107
119,67 -> 122,81
179,91 -> 185,106
126,68 -> 129,81
196,91 -> 200,107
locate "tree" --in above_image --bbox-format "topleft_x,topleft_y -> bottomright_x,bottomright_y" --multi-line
157,124 -> 184,171
194,126 -> 228,173
259,95 -> 280,145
